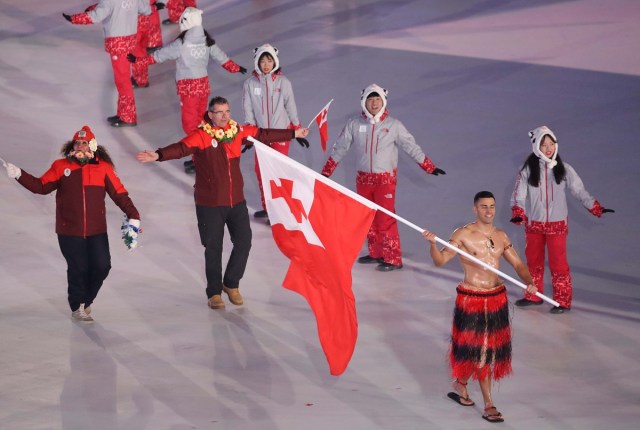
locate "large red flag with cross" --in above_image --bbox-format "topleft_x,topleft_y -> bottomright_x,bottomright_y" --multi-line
251,138 -> 376,375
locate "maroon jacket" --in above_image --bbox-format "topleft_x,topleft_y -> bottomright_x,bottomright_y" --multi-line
157,122 -> 294,207
17,158 -> 139,237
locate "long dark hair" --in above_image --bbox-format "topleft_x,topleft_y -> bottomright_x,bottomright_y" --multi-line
177,29 -> 215,46
61,141 -> 114,167
521,153 -> 565,186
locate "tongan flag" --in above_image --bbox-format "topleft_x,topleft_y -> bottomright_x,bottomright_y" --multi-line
252,138 -> 376,375
309,99 -> 333,152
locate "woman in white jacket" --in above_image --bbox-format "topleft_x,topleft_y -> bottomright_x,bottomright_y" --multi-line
510,126 -> 613,313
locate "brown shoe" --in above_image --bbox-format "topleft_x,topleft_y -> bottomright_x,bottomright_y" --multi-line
223,286 -> 244,305
207,295 -> 225,309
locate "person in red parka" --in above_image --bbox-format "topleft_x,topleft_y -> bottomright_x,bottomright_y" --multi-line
3,126 -> 141,323
136,96 -> 309,310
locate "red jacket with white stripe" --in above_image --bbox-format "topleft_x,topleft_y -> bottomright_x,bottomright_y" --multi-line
17,158 -> 140,237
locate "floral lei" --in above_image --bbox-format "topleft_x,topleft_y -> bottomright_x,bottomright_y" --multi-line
68,138 -> 99,165
199,119 -> 239,144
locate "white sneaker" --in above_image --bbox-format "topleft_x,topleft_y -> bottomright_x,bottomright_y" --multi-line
71,304 -> 94,323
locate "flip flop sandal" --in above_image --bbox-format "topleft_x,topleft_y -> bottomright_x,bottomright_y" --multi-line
482,406 -> 504,423
447,392 -> 475,406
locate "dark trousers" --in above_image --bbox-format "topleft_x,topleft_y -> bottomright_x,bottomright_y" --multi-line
196,202 -> 252,298
58,233 -> 111,312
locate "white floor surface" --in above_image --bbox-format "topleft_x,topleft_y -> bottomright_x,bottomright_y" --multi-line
1,1 -> 639,429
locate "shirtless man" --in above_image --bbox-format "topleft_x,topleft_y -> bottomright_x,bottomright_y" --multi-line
422,190 -> 537,423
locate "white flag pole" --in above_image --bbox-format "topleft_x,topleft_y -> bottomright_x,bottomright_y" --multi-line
0,157 -> 7,167
345,197 -> 557,306
248,137 -> 558,307
307,99 -> 334,129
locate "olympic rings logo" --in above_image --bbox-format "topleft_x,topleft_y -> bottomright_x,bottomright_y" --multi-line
121,0 -> 134,10
190,46 -> 207,59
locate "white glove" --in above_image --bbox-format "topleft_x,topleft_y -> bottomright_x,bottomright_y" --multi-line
6,163 -> 21,179
121,217 -> 141,250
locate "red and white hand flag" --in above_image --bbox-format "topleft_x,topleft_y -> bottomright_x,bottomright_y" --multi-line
251,137 -> 376,375
308,99 -> 333,152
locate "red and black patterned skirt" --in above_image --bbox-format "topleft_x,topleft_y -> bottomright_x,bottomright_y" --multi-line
450,285 -> 512,381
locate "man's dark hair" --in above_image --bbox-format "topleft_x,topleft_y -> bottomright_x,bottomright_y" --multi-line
474,191 -> 495,203
208,96 -> 229,111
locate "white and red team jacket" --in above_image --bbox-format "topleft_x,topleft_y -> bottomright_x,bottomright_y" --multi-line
511,158 -> 604,234
72,0 -> 152,55
321,110 -> 437,183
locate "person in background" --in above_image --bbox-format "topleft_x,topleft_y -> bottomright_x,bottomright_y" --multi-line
322,83 -> 445,271
511,125 -> 614,314
63,0 -> 154,127
242,43 -> 309,221
128,7 -> 247,173
130,0 -> 165,88
159,0 -> 197,25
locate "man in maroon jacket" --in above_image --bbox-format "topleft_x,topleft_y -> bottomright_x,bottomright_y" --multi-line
137,96 -> 309,309
4,126 -> 140,322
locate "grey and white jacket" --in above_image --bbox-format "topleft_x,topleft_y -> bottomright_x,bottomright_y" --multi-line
326,111 -> 430,175
151,26 -> 231,81
87,0 -> 151,38
511,159 -> 596,224
242,71 -> 300,130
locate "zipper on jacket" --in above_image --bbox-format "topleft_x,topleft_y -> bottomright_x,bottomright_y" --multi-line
225,149 -> 234,206
369,124 -> 376,172
82,167 -> 87,238
544,168 -> 549,223
264,80 -> 271,128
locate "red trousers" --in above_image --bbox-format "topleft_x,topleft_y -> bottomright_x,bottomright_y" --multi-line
180,94 -> 208,134
356,182 -> 402,266
167,0 -> 197,23
147,7 -> 162,49
255,141 -> 291,210
176,77 -> 210,134
131,15 -> 151,86
110,53 -> 136,122
524,231 -> 572,308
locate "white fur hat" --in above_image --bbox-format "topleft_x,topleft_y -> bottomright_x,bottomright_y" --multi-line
529,125 -> 558,168
179,7 -> 203,32
361,83 -> 388,124
253,44 -> 280,74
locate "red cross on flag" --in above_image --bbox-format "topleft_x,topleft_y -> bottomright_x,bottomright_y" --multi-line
252,138 -> 376,375
308,99 -> 333,152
